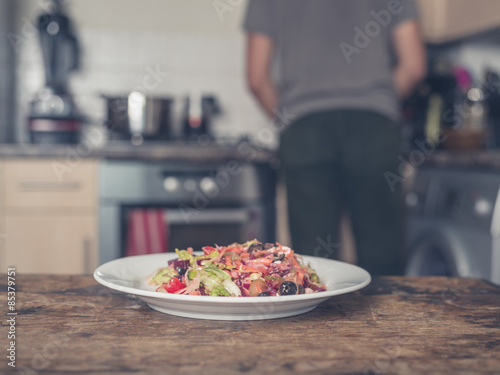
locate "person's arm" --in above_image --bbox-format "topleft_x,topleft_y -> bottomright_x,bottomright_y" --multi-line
246,32 -> 278,117
392,20 -> 427,99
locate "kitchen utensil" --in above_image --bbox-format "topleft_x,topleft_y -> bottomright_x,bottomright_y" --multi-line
94,252 -> 371,320
28,0 -> 82,144
102,92 -> 173,144
182,92 -> 220,140
440,65 -> 488,149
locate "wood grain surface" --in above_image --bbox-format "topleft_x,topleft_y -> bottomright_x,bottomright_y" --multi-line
1,276 -> 499,375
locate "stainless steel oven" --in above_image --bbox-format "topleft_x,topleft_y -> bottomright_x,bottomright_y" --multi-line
98,160 -> 275,264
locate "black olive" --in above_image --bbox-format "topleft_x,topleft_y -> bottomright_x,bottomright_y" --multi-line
272,253 -> 285,262
257,291 -> 270,297
297,285 -> 305,294
248,243 -> 264,253
176,267 -> 187,276
279,281 -> 298,296
264,243 -> 275,249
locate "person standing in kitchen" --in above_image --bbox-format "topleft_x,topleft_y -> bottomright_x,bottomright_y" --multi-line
244,0 -> 426,276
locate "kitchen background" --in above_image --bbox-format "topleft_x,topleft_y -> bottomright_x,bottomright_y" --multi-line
1,0 -> 500,284
7,0 -> 270,144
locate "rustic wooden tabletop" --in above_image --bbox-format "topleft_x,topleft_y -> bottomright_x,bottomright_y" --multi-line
1,275 -> 499,375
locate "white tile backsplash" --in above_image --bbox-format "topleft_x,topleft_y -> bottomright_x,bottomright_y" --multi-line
455,43 -> 500,84
440,41 -> 500,85
14,27 -> 268,142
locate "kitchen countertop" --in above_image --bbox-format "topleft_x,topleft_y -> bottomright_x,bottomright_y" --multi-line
2,275 -> 499,374
424,149 -> 500,171
4,143 -> 500,170
0,141 -> 277,164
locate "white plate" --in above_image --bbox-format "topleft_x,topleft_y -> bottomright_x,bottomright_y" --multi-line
94,252 -> 371,321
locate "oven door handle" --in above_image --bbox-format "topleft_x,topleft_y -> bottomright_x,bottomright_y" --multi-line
165,208 -> 250,225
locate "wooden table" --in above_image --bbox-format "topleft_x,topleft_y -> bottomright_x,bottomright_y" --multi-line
2,276 -> 499,374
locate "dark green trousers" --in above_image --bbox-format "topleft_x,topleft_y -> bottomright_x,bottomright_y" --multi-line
279,110 -> 403,276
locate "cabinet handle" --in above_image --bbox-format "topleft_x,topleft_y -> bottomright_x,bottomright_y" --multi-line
18,181 -> 81,191
83,237 -> 92,275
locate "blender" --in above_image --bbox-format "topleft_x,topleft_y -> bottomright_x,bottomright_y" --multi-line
28,0 -> 81,144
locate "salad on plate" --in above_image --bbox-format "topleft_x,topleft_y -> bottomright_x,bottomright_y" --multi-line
147,240 -> 327,297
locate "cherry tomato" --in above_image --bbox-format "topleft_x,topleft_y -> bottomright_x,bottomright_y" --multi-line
164,277 -> 186,293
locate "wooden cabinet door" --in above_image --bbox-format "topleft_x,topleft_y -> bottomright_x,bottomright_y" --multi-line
418,0 -> 500,43
3,159 -> 97,210
4,214 -> 97,274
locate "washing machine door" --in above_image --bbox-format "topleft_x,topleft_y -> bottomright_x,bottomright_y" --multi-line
406,230 -> 460,277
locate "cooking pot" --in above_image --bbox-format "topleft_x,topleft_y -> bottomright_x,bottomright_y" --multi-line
102,92 -> 173,143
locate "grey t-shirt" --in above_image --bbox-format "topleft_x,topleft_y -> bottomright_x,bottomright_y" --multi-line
243,0 -> 419,123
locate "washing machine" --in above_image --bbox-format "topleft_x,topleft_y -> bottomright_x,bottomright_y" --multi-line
405,166 -> 500,285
